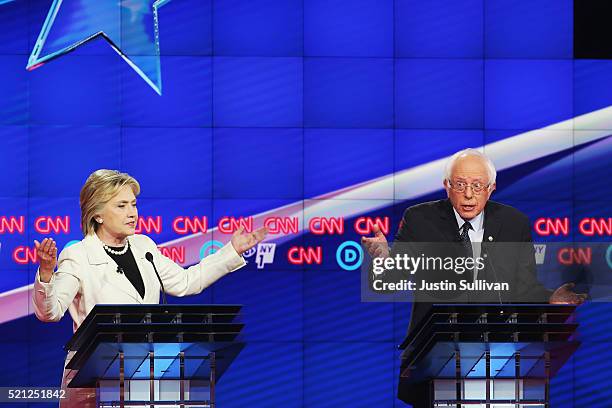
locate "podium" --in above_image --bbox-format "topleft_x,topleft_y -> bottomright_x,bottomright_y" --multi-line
64,304 -> 245,408
398,304 -> 579,407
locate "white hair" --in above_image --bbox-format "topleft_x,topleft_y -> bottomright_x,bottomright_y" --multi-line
444,148 -> 497,184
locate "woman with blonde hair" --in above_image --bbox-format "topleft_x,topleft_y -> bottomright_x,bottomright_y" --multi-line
32,169 -> 267,407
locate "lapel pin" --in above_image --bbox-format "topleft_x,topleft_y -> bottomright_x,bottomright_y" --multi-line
488,236 -> 493,241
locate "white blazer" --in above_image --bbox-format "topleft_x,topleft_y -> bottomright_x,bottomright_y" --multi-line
32,233 -> 246,332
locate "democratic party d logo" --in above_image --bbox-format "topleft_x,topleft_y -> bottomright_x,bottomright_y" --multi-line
336,241 -> 363,271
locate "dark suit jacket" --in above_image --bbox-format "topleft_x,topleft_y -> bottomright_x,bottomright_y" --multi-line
390,199 -> 552,405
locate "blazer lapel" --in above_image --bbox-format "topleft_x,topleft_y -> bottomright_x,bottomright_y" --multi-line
82,234 -> 144,304
483,202 -> 502,244
438,199 -> 461,242
481,202 -> 503,282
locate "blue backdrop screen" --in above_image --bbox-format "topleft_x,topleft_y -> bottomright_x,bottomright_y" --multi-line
0,0 -> 610,406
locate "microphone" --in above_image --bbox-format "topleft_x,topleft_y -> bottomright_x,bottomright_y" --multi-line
145,252 -> 167,305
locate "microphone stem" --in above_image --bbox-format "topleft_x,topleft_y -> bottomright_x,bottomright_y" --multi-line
146,253 -> 167,305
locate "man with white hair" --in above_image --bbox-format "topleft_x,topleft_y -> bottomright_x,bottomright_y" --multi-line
362,148 -> 585,407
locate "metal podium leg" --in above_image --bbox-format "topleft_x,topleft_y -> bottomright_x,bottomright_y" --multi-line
210,352 -> 216,408
451,313 -> 460,408
544,351 -> 551,407
96,379 -> 101,408
514,352 -> 521,408
485,351 -> 491,408
455,350 -> 461,408
149,351 -> 155,408
119,352 -> 125,408
180,351 -> 185,408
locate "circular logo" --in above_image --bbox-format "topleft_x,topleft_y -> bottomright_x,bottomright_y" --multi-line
336,241 -> 364,271
63,240 -> 80,250
606,244 -> 612,270
199,240 -> 224,259
243,247 -> 256,258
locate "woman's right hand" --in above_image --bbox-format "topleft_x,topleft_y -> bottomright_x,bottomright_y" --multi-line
35,238 -> 58,283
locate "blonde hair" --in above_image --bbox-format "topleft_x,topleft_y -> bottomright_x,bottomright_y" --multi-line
80,170 -> 140,236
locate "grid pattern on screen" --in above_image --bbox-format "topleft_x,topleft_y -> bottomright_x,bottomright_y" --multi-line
0,0 -> 611,406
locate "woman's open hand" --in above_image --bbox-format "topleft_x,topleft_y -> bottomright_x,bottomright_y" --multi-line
231,226 -> 268,255
34,238 -> 57,283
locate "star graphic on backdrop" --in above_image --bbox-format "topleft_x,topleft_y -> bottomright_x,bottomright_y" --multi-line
27,0 -> 172,95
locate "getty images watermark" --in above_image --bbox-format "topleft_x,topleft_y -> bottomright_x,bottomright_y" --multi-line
361,242 -> 612,303
370,253 -> 505,292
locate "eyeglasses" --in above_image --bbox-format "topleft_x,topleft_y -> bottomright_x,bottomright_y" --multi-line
447,180 -> 490,194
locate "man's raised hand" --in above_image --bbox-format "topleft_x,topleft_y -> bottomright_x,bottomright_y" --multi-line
549,282 -> 588,305
361,224 -> 390,259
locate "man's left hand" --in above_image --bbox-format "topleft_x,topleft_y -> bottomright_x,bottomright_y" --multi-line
231,226 -> 268,255
549,282 -> 588,305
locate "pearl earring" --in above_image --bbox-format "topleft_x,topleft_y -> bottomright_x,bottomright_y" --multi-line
97,219 -> 103,224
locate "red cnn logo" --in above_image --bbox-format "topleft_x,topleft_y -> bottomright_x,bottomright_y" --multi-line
135,216 -> 162,234
354,217 -> 389,235
287,246 -> 322,265
263,216 -> 299,234
534,217 -> 569,236
309,217 -> 344,235
0,216 -> 25,234
557,247 -> 592,265
172,216 -> 208,234
13,246 -> 37,264
159,246 -> 185,263
579,218 -> 612,236
218,217 -> 253,234
34,216 -> 70,234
